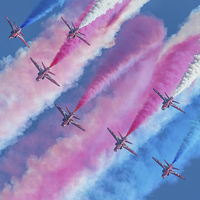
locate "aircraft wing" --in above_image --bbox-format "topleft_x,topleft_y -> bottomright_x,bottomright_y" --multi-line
153,88 -> 165,100
152,157 -> 165,169
71,120 -> 85,131
107,127 -> 120,142
171,170 -> 186,180
45,74 -> 60,87
61,17 -> 73,30
30,57 -> 43,72
76,33 -> 90,46
5,15 -> 14,30
171,103 -> 186,113
18,35 -> 30,48
123,144 -> 138,156
55,103 -> 67,117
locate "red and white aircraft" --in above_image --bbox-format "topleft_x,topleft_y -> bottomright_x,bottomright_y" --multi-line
152,157 -> 186,180
153,88 -> 185,113
55,103 -> 85,131
5,15 -> 30,48
61,17 -> 90,46
30,57 -> 60,87
107,128 -> 137,156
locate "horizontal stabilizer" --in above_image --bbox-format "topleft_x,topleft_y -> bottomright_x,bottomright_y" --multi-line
48,71 -> 55,76
20,32 -> 26,37
14,22 -> 17,28
125,140 -> 132,144
172,100 -> 180,104
66,106 -> 71,114
118,131 -> 123,139
73,116 -> 80,120
172,167 -> 180,170
42,62 -> 46,69
164,92 -> 169,98
72,22 -> 76,29
79,32 -> 85,36
164,159 -> 169,166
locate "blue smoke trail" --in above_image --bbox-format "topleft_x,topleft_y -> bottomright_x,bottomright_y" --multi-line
71,85 -> 200,200
172,115 -> 200,164
21,0 -> 66,28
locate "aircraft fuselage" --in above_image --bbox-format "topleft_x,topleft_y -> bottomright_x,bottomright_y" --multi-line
9,28 -> 21,39
162,164 -> 173,178
114,137 -> 126,152
67,28 -> 79,39
36,68 -> 50,81
162,97 -> 173,110
61,113 -> 74,127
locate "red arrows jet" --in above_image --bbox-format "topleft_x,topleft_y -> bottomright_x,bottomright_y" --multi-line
107,128 -> 137,156
152,157 -> 186,180
153,88 -> 185,113
30,58 -> 60,87
5,15 -> 30,48
61,17 -> 90,46
55,103 -> 85,131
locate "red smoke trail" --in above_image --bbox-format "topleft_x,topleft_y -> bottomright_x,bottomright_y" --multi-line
126,35 -> 200,137
74,15 -> 166,112
49,0 -> 94,68
50,0 -> 131,68
0,46 -> 163,200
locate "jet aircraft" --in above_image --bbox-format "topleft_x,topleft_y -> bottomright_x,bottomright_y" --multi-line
55,103 -> 85,131
5,15 -> 30,48
107,128 -> 137,156
61,17 -> 90,46
152,157 -> 186,180
30,57 -> 60,87
153,88 -> 185,113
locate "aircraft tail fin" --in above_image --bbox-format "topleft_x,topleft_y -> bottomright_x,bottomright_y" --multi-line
118,131 -> 123,139
164,92 -> 169,98
42,62 -> 46,69
172,167 -> 180,170
48,71 -> 55,76
172,100 -> 180,104
164,159 -> 170,166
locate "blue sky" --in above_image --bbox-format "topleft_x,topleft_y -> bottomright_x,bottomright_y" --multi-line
0,0 -> 200,200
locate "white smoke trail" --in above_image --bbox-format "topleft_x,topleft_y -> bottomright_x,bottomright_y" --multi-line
80,0 -> 123,28
0,0 -> 149,151
162,5 -> 200,55
80,0 -> 150,28
173,54 -> 200,96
